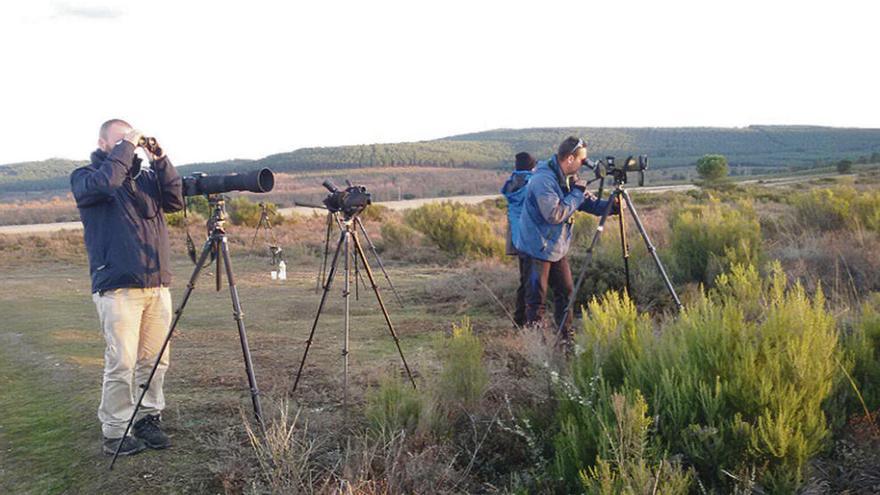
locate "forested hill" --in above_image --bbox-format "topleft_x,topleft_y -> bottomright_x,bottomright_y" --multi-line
2,125 -> 879,193
184,125 -> 880,175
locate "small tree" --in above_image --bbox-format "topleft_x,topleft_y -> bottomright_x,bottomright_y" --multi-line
695,154 -> 729,183
836,159 -> 853,174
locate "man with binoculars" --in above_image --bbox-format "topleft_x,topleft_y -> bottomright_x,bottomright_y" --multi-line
515,136 -> 619,346
70,119 -> 184,456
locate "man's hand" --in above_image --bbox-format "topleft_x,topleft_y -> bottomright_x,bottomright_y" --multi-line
571,175 -> 588,192
122,129 -> 144,146
141,137 -> 165,161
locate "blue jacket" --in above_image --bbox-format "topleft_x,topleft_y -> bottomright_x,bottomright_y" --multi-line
70,141 -> 184,293
515,155 -> 613,261
501,170 -> 532,255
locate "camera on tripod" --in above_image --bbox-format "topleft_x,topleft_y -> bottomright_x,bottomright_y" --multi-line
584,155 -> 649,187
183,168 -> 275,197
322,180 -> 371,217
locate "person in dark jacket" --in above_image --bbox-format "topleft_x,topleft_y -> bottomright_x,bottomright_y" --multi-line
501,152 -> 536,326
71,119 -> 184,456
515,136 -> 619,346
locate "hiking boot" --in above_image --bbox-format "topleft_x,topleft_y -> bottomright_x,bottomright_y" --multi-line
133,414 -> 171,449
103,435 -> 147,456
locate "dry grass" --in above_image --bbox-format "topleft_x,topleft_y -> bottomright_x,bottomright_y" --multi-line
0,194 -> 79,225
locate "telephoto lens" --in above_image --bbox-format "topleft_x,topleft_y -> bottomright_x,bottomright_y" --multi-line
182,168 -> 275,197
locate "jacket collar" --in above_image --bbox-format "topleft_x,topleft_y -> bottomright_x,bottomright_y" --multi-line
90,148 -> 108,164
547,155 -> 570,192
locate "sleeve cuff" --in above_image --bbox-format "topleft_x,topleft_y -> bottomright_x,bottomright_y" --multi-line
108,141 -> 136,169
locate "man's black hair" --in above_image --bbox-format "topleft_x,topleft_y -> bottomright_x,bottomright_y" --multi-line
557,136 -> 584,159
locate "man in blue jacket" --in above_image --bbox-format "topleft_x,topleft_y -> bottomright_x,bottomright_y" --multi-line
515,136 -> 617,345
71,119 -> 184,456
501,152 -> 536,326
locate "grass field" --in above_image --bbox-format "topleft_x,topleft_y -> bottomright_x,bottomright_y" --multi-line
0,244 -> 507,493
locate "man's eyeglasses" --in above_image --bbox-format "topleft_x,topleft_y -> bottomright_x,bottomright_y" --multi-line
570,138 -> 585,155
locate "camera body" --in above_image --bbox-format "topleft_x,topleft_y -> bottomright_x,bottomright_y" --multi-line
182,168 -> 275,197
322,180 -> 371,217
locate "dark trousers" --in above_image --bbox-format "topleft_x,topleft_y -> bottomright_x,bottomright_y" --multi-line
524,255 -> 575,339
514,254 -> 530,326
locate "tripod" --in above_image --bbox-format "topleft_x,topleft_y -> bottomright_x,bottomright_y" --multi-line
252,202 -> 283,265
316,212 -> 405,308
294,210 -> 416,411
557,181 -> 682,337
110,196 -> 265,469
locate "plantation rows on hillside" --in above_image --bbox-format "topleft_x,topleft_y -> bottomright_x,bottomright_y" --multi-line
2,125 -> 879,193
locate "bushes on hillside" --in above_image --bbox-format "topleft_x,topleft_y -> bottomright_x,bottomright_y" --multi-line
669,200 -> 762,285
404,202 -> 503,260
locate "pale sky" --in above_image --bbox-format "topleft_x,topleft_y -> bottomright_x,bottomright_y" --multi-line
0,0 -> 877,165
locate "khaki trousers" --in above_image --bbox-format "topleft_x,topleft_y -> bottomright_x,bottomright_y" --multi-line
92,287 -> 172,438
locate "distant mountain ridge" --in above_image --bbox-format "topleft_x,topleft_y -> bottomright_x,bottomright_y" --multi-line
2,125 -> 879,193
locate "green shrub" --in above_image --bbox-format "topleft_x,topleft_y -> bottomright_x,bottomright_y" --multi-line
359,203 -> 390,222
579,392 -> 694,495
835,294 -> 880,416
404,202 -> 503,259
227,197 -> 284,227
165,195 -> 212,227
379,220 -> 420,250
432,318 -> 487,425
554,264 -> 841,493
164,210 -> 187,227
789,186 -> 880,232
365,373 -> 422,441
669,200 -> 762,285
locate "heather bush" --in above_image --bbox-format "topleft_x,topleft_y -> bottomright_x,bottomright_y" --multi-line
834,294 -> 880,417
379,220 -> 420,250
227,196 -> 284,227
790,186 -> 880,232
579,392 -> 694,495
365,373 -> 422,441
669,200 -> 762,285
554,264 -> 842,493
427,318 -> 488,434
404,202 -> 504,259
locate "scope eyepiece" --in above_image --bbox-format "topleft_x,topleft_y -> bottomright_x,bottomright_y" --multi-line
322,180 -> 339,193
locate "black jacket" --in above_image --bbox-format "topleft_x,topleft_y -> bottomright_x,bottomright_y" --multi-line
70,141 -> 184,293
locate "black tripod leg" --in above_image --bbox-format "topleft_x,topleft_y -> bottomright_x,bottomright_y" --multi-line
316,213 -> 333,293
352,234 -> 417,390
342,230 -> 351,412
219,236 -> 265,427
293,229 -> 347,393
556,193 -> 618,337
215,242 -> 222,292
620,190 -> 682,309
617,195 -> 632,296
356,217 -> 405,308
110,238 -> 214,470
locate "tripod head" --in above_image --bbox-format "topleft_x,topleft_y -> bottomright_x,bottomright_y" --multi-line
205,195 -> 230,236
